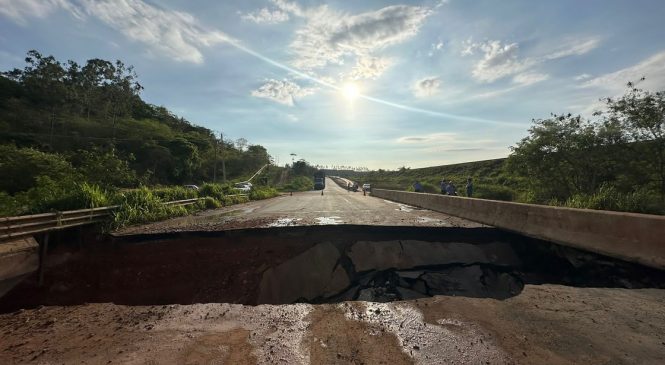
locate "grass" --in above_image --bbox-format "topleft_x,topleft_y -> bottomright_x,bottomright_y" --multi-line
0,177 -> 285,229
278,175 -> 314,192
347,158 -> 520,201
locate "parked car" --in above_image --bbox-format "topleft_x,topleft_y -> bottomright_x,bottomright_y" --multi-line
184,184 -> 199,190
362,183 -> 371,192
233,182 -> 252,192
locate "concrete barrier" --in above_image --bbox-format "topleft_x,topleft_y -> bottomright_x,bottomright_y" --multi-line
0,237 -> 39,297
372,189 -> 665,270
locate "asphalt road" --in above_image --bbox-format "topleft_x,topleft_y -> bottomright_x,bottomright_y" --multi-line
117,177 -> 481,235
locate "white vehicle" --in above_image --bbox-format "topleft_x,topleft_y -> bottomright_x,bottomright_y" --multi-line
362,183 -> 371,191
233,182 -> 252,192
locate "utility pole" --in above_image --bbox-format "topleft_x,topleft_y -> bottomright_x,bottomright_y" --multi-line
213,134 -> 218,183
220,132 -> 227,182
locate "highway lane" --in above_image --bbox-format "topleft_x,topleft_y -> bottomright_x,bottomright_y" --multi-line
117,177 -> 482,235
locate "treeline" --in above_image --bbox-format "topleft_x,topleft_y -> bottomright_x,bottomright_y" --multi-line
0,51 -> 271,193
346,83 -> 665,215
507,82 -> 664,214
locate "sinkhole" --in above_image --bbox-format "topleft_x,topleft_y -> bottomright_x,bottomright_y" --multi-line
1,225 -> 664,313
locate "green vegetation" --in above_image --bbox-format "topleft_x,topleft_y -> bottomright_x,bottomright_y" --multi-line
280,176 -> 314,192
0,51 -> 284,221
346,83 -> 665,215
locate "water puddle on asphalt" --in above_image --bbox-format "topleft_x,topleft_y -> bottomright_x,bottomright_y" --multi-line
383,199 -> 417,212
266,218 -> 301,227
315,216 -> 343,225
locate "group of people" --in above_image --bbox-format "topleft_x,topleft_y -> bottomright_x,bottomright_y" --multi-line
412,177 -> 473,197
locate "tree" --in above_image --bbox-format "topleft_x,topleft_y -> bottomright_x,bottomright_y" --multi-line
507,113 -> 626,200
0,145 -> 78,194
70,148 -> 139,188
602,82 -> 665,200
235,138 -> 248,152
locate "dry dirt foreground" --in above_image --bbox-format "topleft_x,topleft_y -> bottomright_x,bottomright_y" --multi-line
2,284 -> 665,364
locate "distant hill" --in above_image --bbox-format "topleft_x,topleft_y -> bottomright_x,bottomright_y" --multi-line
340,158 -> 522,201
0,50 -> 270,191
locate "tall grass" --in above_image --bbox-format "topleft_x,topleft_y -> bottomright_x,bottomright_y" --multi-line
110,187 -> 188,228
558,185 -> 664,215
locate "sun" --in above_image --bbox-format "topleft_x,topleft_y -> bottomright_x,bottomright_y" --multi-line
342,82 -> 360,100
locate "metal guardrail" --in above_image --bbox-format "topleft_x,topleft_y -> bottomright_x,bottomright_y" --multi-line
0,194 -> 249,243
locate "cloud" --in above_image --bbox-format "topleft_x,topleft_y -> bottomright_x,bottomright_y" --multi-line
290,4 -> 431,74
574,73 -> 592,81
463,38 -> 600,83
241,7 -> 289,24
580,50 -> 665,91
397,133 -> 496,153
412,76 -> 441,97
76,0 -> 234,64
512,72 -> 549,86
544,38 -> 600,60
0,0 -> 82,24
428,41 -> 444,57
0,0 -> 233,64
270,0 -> 305,17
398,133 -> 456,144
469,41 -> 532,82
251,79 -> 315,106
348,56 -> 392,80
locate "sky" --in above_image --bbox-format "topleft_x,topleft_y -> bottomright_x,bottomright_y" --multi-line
1,0 -> 665,169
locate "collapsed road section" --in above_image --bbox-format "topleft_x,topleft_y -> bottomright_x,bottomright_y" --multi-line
1,225 -> 664,312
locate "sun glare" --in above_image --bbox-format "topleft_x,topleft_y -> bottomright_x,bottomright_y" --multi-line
342,82 -> 360,100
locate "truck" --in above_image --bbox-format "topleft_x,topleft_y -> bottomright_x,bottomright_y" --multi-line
313,170 -> 326,190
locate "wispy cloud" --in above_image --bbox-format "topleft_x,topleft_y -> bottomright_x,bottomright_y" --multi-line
77,0 -> 233,64
347,56 -> 392,80
544,38 -> 600,60
289,4 -> 432,77
398,133 -> 457,144
241,7 -> 289,24
580,50 -> 665,91
0,0 -> 67,25
0,0 -> 234,64
466,40 -> 533,82
251,79 -> 315,106
428,40 -> 444,57
512,72 -> 549,86
463,37 -> 600,83
412,76 -> 441,97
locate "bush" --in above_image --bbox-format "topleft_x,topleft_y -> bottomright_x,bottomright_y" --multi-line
111,187 -> 185,228
250,187 -> 279,200
152,186 -> 198,202
561,185 -> 663,214
199,183 -> 224,201
0,192 -> 20,216
473,184 -> 516,201
0,144 -> 79,194
280,176 -> 313,191
199,196 -> 221,209
222,194 -> 249,205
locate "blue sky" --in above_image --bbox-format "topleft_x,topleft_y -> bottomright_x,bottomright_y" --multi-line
2,0 -> 665,169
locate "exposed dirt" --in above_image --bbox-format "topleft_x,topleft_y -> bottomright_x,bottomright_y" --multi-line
2,226 -> 664,313
1,285 -> 664,364
306,304 -> 413,365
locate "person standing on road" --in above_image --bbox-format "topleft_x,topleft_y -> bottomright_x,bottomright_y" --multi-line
445,180 -> 457,196
440,179 -> 448,194
466,177 -> 473,197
